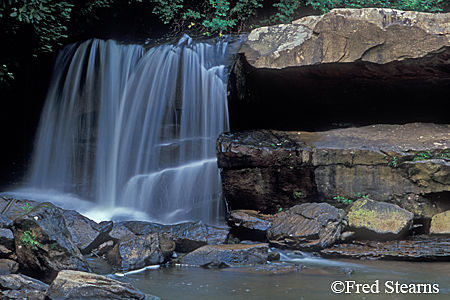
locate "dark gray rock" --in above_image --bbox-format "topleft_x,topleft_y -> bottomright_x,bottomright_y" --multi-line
118,221 -> 229,253
0,259 -> 19,275
0,273 -> 48,300
0,214 -> 12,228
267,203 -> 346,250
180,243 -> 269,267
246,263 -> 304,275
46,270 -> 157,300
12,202 -> 90,282
62,210 -> 113,254
0,228 -> 14,251
106,233 -> 175,273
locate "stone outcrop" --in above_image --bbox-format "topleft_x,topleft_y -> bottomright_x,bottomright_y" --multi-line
267,203 -> 346,249
217,124 -> 450,218
180,243 -> 269,267
228,210 -> 274,232
346,199 -> 414,240
229,9 -> 450,131
12,203 -> 90,283
241,8 -> 450,69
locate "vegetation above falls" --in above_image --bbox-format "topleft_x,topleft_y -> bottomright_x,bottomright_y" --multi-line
0,0 -> 447,92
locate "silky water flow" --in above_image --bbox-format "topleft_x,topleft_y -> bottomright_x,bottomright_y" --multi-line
13,35 -> 240,224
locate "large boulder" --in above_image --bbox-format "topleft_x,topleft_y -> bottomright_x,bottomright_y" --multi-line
429,210 -> 450,234
116,221 -> 229,253
62,209 -> 113,254
12,202 -> 90,282
217,125 -> 450,217
346,199 -> 414,240
106,233 -> 175,273
267,203 -> 346,250
46,270 -> 159,300
180,243 -> 269,267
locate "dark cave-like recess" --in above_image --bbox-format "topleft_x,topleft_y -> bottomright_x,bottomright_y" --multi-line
228,51 -> 450,132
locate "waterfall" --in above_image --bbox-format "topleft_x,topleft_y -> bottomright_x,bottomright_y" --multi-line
17,36 -> 240,224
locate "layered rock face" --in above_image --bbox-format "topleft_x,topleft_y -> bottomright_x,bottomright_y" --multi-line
217,124 -> 450,217
229,8 -> 450,131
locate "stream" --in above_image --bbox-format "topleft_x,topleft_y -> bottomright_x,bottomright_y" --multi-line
87,250 -> 450,300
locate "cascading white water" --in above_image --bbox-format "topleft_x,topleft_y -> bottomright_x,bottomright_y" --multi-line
16,36 -> 239,224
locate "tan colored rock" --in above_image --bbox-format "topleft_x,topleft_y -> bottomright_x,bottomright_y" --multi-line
430,211 -> 450,234
241,8 -> 450,69
347,199 -> 414,240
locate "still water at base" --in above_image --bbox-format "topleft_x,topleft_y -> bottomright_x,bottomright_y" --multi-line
88,250 -> 450,300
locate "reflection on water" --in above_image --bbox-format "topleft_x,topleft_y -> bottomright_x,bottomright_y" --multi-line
87,251 -> 450,300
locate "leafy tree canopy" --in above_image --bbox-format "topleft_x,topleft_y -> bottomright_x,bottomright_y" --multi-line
0,0 -> 447,89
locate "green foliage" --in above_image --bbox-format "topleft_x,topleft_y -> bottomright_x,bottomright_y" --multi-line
354,192 -> 369,199
306,0 -> 444,13
333,195 -> 353,205
20,230 -> 42,249
388,156 -> 399,168
272,0 -> 303,23
413,150 -> 432,161
21,202 -> 33,214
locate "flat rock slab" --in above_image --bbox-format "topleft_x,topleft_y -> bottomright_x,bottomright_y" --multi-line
321,235 -> 450,260
46,270 -> 153,300
347,199 -> 414,240
228,210 -> 274,231
217,124 -> 450,216
180,243 -> 269,267
267,203 -> 345,250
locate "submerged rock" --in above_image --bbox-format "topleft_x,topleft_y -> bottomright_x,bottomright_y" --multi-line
267,203 -> 345,250
12,202 -> 90,282
46,270 -> 157,300
321,235 -> 450,260
106,233 -> 175,273
246,263 -> 304,275
180,243 -> 269,267
0,274 -> 49,300
346,199 -> 414,240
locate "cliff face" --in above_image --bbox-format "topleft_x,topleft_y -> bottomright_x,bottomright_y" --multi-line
222,9 -> 450,228
228,8 -> 450,132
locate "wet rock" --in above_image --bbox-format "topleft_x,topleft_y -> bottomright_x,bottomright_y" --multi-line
340,231 -> 356,242
246,263 -> 304,275
0,215 -> 12,228
62,210 -> 113,254
0,274 -> 48,300
0,228 -> 14,252
118,221 -> 229,253
91,240 -> 115,257
267,203 -> 345,250
0,259 -> 19,275
228,210 -> 274,231
321,235 -> 450,260
430,211 -> 450,234
180,243 -> 269,267
12,202 -> 90,282
267,251 -> 280,261
108,223 -> 136,241
0,244 -> 16,261
217,125 -> 450,216
0,197 -> 40,221
106,233 -> 175,272
347,199 -> 414,240
46,270 -> 156,300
